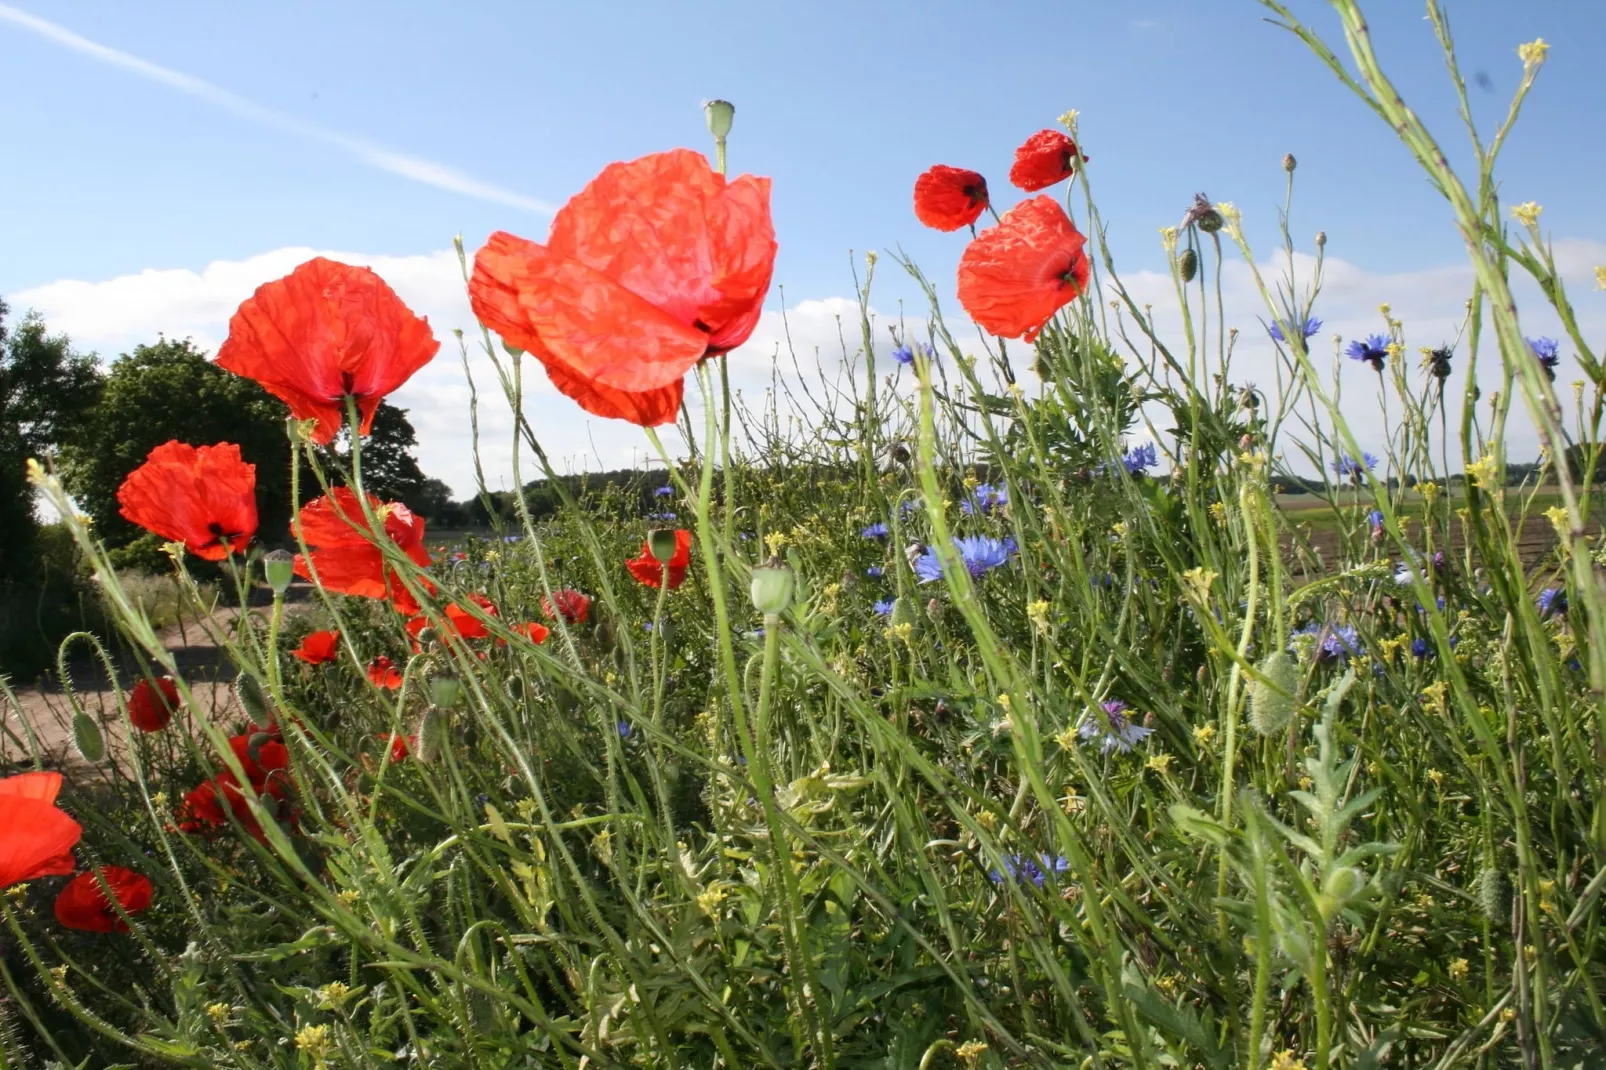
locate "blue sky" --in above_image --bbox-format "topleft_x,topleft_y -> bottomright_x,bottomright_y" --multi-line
3,0 -> 1603,495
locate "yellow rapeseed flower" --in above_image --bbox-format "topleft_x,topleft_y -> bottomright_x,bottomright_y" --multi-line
1518,38 -> 1549,66
1057,109 -> 1079,130
1270,1051 -> 1308,1070
1464,453 -> 1499,489
1595,266 -> 1606,290
1449,958 -> 1470,981
1512,202 -> 1542,227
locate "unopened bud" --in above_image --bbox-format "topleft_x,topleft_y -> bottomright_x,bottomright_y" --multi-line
704,99 -> 735,140
1197,208 -> 1224,234
1178,248 -> 1198,283
262,550 -> 295,595
1282,152 -> 1297,173
235,675 -> 271,726
415,708 -> 447,765
925,598 -> 941,622
72,712 -> 105,763
1315,230 -> 1327,249
1249,651 -> 1299,737
429,675 -> 462,709
748,556 -> 795,616
649,528 -> 679,565
890,597 -> 917,629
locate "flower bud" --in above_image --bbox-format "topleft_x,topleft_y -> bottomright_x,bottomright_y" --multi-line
262,550 -> 295,595
705,99 -> 735,140
1177,248 -> 1198,283
505,674 -> 525,701
890,597 -> 917,629
415,708 -> 447,765
649,528 -> 679,564
1196,208 -> 1224,234
235,674 -> 272,726
72,711 -> 105,763
1475,867 -> 1505,922
1315,230 -> 1327,249
1282,152 -> 1297,173
1250,651 -> 1299,737
925,598 -> 942,622
429,675 -> 462,709
748,556 -> 795,616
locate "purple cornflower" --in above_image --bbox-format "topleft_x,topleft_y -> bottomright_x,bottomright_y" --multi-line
1367,509 -> 1384,531
1269,316 -> 1322,342
962,483 -> 1008,515
873,599 -> 895,616
647,511 -> 677,522
1346,334 -> 1390,371
862,522 -> 890,539
1528,337 -> 1560,380
989,853 -> 1070,887
1122,443 -> 1159,474
913,536 -> 1018,583
653,485 -> 675,498
1537,587 -> 1568,618
866,566 -> 884,578
1333,453 -> 1379,479
1077,700 -> 1155,755
1294,622 -> 1361,663
892,345 -> 914,366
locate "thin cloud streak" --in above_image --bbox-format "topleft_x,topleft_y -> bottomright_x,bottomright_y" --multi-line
0,4 -> 554,215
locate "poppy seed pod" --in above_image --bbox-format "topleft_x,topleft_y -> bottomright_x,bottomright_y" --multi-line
262,549 -> 295,594
890,597 -> 917,629
705,99 -> 735,140
429,675 -> 462,710
649,528 -> 680,565
749,557 -> 795,616
1178,248 -> 1198,283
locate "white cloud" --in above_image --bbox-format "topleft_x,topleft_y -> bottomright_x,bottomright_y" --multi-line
10,237 -> 1602,508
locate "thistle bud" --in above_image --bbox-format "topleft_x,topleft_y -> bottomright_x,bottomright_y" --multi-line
749,556 -> 795,616
649,528 -> 679,565
416,707 -> 447,765
72,712 -> 105,763
1282,153 -> 1297,173
1250,651 -> 1299,737
1178,248 -> 1198,283
429,675 -> 462,710
262,550 -> 295,595
704,99 -> 735,140
235,674 -> 271,726
925,598 -> 942,622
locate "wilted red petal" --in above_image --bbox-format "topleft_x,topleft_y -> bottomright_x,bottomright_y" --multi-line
126,677 -> 180,732
215,258 -> 440,444
116,441 -> 257,561
1008,130 -> 1087,192
542,589 -> 591,624
53,866 -> 154,933
957,196 -> 1090,343
913,165 -> 990,232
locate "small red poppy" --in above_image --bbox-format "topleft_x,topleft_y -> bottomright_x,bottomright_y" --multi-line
0,772 -> 80,888
292,489 -> 433,615
126,677 -> 180,732
913,165 -> 990,231
542,589 -> 592,624
1008,130 -> 1088,192
292,630 -> 341,665
957,196 -> 1091,343
367,656 -> 403,690
469,149 -> 776,426
215,258 -> 440,444
225,731 -> 290,786
511,621 -> 550,645
53,866 -> 154,933
177,772 -> 288,841
378,733 -> 414,762
116,441 -> 257,561
626,530 -> 693,590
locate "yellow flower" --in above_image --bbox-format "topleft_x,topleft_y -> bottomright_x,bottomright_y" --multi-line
1421,680 -> 1449,707
1518,38 -> 1549,67
956,1040 -> 990,1065
1512,201 -> 1542,227
1270,1050 -> 1308,1070
886,622 -> 914,644
1214,201 -> 1241,228
1181,567 -> 1218,601
996,693 -> 1012,712
295,1024 -> 332,1059
1056,109 -> 1079,130
1193,722 -> 1217,747
49,964 -> 69,985
1386,341 -> 1404,360
1426,768 -> 1444,788
1027,599 -> 1051,633
764,531 -> 787,556
1378,302 -> 1391,318
1449,958 -> 1470,981
974,810 -> 998,832
1464,453 -> 1499,489
335,889 -> 360,908
206,1001 -> 232,1024
1053,727 -> 1079,750
1573,380 -> 1586,401
695,886 -> 726,917
1595,266 -> 1606,290
1546,506 -> 1570,538
317,982 -> 355,1009
1146,754 -> 1173,775
1209,502 -> 1228,523
1159,225 -> 1179,252
1111,520 -> 1128,538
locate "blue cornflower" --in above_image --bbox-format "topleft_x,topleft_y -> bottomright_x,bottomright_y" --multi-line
1345,334 -> 1390,370
647,511 -> 677,521
503,534 -> 522,543
1367,509 -> 1384,531
1295,622 -> 1361,663
989,853 -> 1070,887
1537,587 -> 1568,618
866,566 -> 884,578
1410,638 -> 1431,659
862,521 -> 890,539
617,721 -> 633,739
892,344 -> 914,366
1268,316 -> 1322,342
1528,337 -> 1560,380
873,599 -> 895,616
653,485 -> 675,498
913,536 -> 1018,583
1077,700 -> 1155,755
1121,443 -> 1159,474
962,483 -> 1008,515
1332,453 -> 1379,479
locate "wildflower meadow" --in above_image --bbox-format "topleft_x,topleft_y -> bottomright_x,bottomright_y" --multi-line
4,3 -> 1605,1068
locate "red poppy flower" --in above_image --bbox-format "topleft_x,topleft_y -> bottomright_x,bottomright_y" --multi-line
367,656 -> 403,690
913,165 -> 990,231
626,529 -> 693,590
1008,130 -> 1088,192
542,589 -> 591,624
178,772 -> 288,841
0,772 -> 80,888
292,489 -> 433,615
225,731 -> 290,786
406,592 -> 497,646
957,196 -> 1091,343
292,630 -> 341,665
469,149 -> 777,426
379,733 -> 414,763
215,257 -> 440,444
508,621 -> 549,645
126,677 -> 180,732
53,866 -> 154,933
115,441 -> 257,561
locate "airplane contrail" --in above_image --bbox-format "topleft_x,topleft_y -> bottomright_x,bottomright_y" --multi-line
0,4 -> 554,214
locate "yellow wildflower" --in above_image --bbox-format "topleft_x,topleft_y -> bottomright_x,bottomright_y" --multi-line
1209,502 -> 1229,523
1464,453 -> 1499,489
1546,506 -> 1570,538
295,1024 -> 332,1060
206,1002 -> 231,1024
1193,722 -> 1217,747
996,693 -> 1012,712
1146,754 -> 1174,775
1518,38 -> 1549,67
1449,958 -> 1470,981
956,1040 -> 990,1064
1595,266 -> 1606,290
1426,768 -> 1445,788
1271,1049 -> 1308,1070
1027,599 -> 1051,633
1512,202 -> 1542,227
317,982 -> 355,1010
1056,109 -> 1079,130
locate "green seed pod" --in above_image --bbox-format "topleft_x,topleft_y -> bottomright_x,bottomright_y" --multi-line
648,528 -> 680,564
1178,248 -> 1198,283
1250,651 -> 1299,737
72,712 -> 105,763
261,550 -> 295,595
749,556 -> 796,615
416,708 -> 448,765
1475,867 -> 1505,922
704,99 -> 735,140
235,674 -> 271,727
1325,865 -> 1365,903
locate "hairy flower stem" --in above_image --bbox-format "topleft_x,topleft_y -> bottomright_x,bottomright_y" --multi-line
1218,482 -> 1262,930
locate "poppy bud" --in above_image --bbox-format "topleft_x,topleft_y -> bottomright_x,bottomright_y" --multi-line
1196,208 -> 1224,233
262,550 -> 295,595
235,674 -> 271,727
649,528 -> 679,564
1282,153 -> 1297,173
704,99 -> 735,140
415,627 -> 437,647
416,708 -> 447,765
749,556 -> 795,616
890,597 -> 917,629
1178,248 -> 1198,283
429,675 -> 462,709
1249,651 -> 1299,737
1475,867 -> 1504,922
72,711 -> 105,763
506,675 -> 525,701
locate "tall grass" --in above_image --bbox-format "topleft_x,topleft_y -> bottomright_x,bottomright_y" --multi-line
5,4 -> 1602,1067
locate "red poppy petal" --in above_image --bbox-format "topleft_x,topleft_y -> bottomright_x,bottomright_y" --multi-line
536,347 -> 684,426
957,196 -> 1089,342
116,441 -> 258,560
0,797 -> 81,888
0,771 -> 63,803
914,165 -> 990,232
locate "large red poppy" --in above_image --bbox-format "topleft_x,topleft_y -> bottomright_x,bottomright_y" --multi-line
215,258 -> 440,444
1008,130 -> 1088,192
957,196 -> 1091,343
53,866 -> 154,933
913,165 -> 990,231
469,149 -> 777,426
127,677 -> 180,732
543,589 -> 591,624
116,441 -> 257,561
626,529 -> 693,590
0,772 -> 81,888
292,489 -> 433,614
292,630 -> 341,665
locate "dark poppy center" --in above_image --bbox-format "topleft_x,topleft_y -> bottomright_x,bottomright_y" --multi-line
964,184 -> 986,205
340,371 -> 356,395
693,319 -> 712,334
